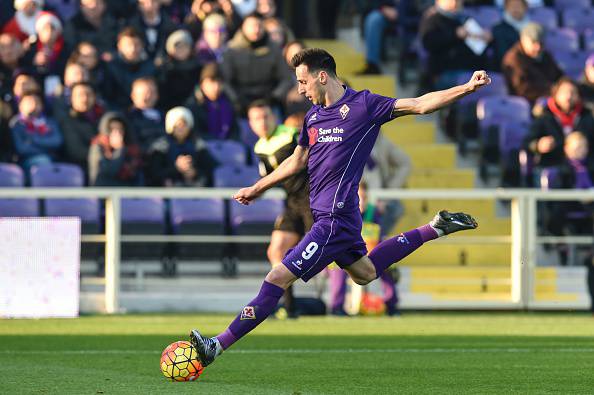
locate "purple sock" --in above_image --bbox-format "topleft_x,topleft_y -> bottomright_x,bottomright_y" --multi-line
369,226 -> 435,278
328,269 -> 348,311
216,280 -> 284,350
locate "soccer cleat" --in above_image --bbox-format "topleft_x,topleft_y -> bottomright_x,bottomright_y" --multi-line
189,329 -> 218,367
430,210 -> 478,235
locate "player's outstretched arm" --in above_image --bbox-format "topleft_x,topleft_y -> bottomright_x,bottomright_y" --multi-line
233,145 -> 309,205
391,71 -> 491,118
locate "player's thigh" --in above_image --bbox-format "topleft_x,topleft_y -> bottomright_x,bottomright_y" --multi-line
268,230 -> 301,264
343,255 -> 377,285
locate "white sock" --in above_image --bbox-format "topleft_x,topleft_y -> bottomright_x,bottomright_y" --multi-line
430,224 -> 445,237
213,337 -> 223,356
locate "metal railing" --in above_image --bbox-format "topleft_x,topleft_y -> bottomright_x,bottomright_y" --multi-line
1,187 -> 592,312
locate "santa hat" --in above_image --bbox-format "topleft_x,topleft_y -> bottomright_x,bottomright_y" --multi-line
35,12 -> 62,34
14,0 -> 44,11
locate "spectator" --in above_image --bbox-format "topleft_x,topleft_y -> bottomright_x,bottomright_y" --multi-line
31,12 -> 65,78
128,0 -> 177,60
263,17 -> 294,50
184,0 -> 240,41
48,60 -> 89,117
283,40 -> 311,116
0,33 -> 28,96
88,111 -> 142,186
578,54 -> 594,114
256,0 -> 276,18
195,13 -> 227,66
2,0 -> 44,43
542,131 -> 594,266
9,72 -> 41,113
160,0 -> 190,25
10,91 -> 62,173
127,76 -> 164,151
63,0 -> 118,54
358,1 -> 399,75
69,41 -> 105,89
231,0 -> 256,18
146,106 -> 217,186
156,30 -> 201,111
502,22 -> 563,105
524,78 -> 594,168
491,0 -> 529,71
419,0 -> 490,89
184,62 -> 239,141
57,82 -> 104,172
103,27 -> 155,109
221,12 -> 293,113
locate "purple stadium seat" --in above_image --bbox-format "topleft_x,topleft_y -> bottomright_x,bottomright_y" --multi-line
214,165 -> 259,188
0,163 -> 40,217
121,198 -> 165,223
121,198 -> 166,261
170,198 -> 225,227
584,29 -> 594,51
553,50 -> 589,80
0,163 -> 25,187
562,7 -> 594,34
465,6 -> 502,30
230,198 -> 283,260
169,198 -> 226,260
499,121 -> 531,160
239,118 -> 258,148
30,163 -> 84,187
30,163 -> 100,227
527,7 -> 558,30
477,95 -> 532,133
206,140 -> 247,166
545,28 -> 579,53
554,0 -> 590,11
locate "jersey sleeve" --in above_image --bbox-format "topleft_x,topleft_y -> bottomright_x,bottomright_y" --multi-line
365,91 -> 397,125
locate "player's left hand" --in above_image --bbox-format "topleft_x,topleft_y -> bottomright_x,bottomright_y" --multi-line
467,70 -> 491,92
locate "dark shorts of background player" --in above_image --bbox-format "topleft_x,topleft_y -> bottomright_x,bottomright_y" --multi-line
273,199 -> 314,236
281,210 -> 368,282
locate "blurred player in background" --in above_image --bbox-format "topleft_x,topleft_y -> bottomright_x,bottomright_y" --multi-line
247,100 -> 312,319
191,48 -> 488,365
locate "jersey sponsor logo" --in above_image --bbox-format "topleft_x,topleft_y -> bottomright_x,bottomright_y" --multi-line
340,104 -> 350,119
316,127 -> 344,143
308,127 -> 318,146
240,306 -> 256,320
309,113 -> 317,122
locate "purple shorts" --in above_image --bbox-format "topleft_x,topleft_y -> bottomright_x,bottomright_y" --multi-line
281,210 -> 367,282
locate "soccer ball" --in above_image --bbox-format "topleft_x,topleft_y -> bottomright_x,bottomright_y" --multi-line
160,341 -> 204,381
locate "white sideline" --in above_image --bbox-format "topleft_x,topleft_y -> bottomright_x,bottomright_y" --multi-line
1,348 -> 594,355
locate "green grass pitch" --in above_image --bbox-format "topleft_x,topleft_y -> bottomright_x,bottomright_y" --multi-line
1,313 -> 594,394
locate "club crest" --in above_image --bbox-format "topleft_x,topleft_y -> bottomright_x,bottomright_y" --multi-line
240,306 -> 256,320
308,127 -> 318,146
339,104 -> 350,119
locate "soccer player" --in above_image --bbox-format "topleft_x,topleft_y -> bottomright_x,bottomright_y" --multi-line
248,100 -> 313,318
191,48 -> 489,365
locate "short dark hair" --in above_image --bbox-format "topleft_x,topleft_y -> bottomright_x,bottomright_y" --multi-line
291,48 -> 337,77
551,76 -> 579,97
71,81 -> 95,93
118,26 -> 143,42
247,99 -> 272,112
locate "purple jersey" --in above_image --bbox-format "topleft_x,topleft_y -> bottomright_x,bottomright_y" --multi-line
298,87 -> 396,214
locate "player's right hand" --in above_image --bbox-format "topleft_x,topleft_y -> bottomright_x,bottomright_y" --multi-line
233,185 -> 261,205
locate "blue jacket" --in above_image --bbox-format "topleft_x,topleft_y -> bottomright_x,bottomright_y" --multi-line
10,115 -> 63,160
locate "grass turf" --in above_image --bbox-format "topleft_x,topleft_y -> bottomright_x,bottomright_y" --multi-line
1,313 -> 594,394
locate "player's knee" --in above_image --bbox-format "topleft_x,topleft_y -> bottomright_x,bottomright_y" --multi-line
265,265 -> 294,289
351,267 -> 377,285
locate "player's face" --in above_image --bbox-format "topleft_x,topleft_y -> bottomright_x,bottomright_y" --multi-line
295,65 -> 325,106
